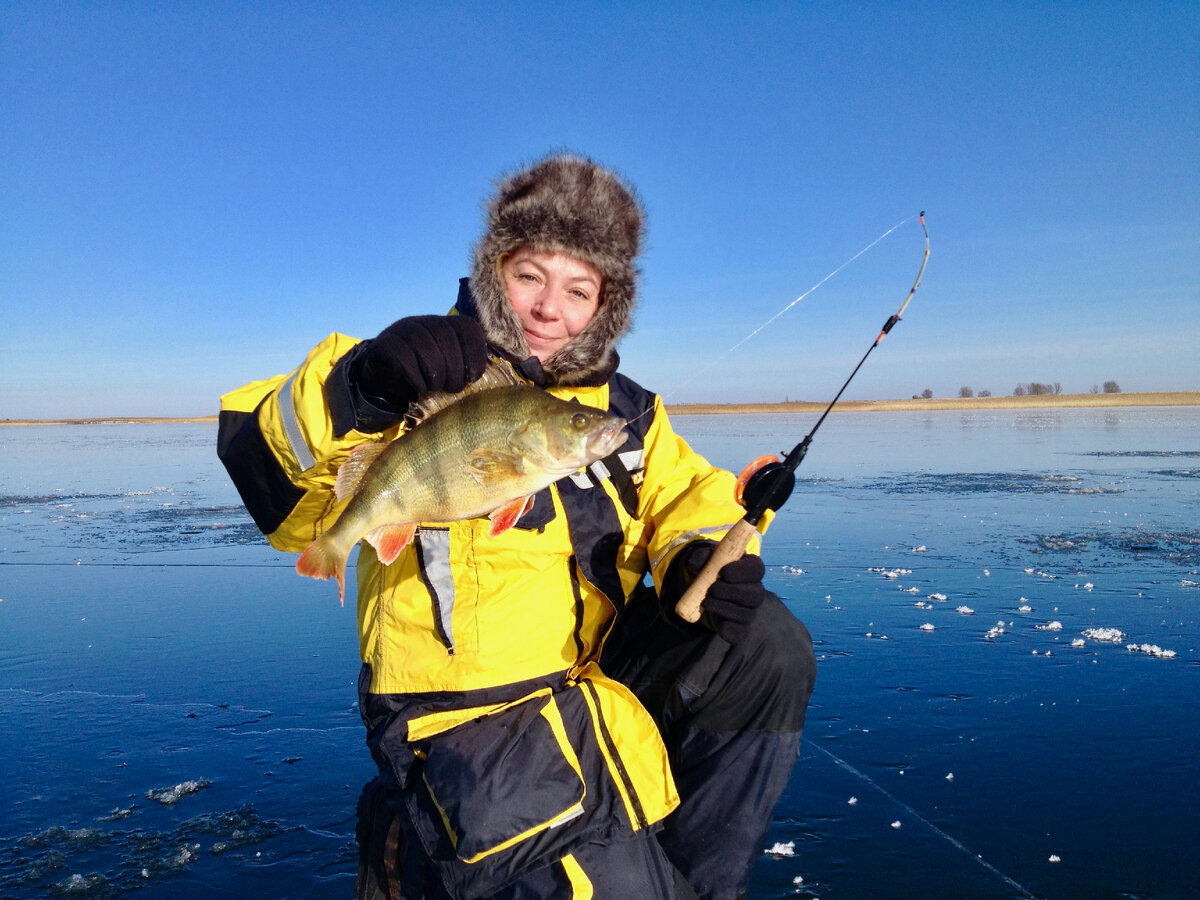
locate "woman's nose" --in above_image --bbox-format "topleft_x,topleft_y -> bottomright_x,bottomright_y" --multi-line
531,286 -> 559,319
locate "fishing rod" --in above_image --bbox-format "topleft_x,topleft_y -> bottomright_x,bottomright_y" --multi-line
676,213 -> 930,623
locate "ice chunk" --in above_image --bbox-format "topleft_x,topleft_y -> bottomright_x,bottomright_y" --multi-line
869,567 -> 911,579
1037,621 -> 1063,631
920,623 -> 935,631
1082,627 -> 1125,643
956,606 -> 974,615
146,779 -> 210,806
765,841 -> 796,857
58,874 -> 107,892
1126,643 -> 1177,659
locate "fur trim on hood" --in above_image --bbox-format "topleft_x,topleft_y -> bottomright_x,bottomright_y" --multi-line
468,152 -> 644,386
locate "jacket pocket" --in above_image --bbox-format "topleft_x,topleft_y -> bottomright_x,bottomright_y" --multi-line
413,693 -> 586,865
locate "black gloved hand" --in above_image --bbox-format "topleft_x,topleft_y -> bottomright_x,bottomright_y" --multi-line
351,315 -> 489,414
663,540 -> 769,645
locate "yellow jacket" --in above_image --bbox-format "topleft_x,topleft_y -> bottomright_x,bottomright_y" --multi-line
217,330 -> 763,870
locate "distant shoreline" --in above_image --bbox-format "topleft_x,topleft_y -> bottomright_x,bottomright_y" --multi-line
665,390 -> 1200,415
1,415 -> 223,426
3,391 -> 1197,426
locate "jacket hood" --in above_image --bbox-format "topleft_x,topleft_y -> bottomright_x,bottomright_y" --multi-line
468,152 -> 644,386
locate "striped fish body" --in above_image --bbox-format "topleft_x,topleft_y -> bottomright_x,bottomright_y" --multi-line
296,382 -> 627,601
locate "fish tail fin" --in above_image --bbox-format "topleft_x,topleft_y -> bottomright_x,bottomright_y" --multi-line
296,536 -> 349,605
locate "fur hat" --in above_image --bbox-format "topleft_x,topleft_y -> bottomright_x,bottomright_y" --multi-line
468,152 -> 644,386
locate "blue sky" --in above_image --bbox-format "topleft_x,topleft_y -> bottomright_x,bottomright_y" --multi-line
3,1 -> 1197,418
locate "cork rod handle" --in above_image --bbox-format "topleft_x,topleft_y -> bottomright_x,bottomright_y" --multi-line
673,519 -> 758,623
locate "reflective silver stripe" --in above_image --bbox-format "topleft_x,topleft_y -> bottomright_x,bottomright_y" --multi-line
278,371 -> 316,472
568,448 -> 644,490
618,448 -> 645,473
416,528 -> 455,652
651,523 -> 743,571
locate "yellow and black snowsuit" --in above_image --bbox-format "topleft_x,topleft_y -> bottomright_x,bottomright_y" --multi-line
217,318 -> 789,897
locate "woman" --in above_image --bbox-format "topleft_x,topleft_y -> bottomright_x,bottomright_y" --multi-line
218,153 -> 816,900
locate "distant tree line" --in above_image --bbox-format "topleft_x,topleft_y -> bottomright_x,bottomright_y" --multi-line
913,381 -> 1122,399
1013,382 -> 1062,396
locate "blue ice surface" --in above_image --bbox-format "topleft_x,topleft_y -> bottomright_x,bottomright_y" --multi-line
1,408 -> 1197,898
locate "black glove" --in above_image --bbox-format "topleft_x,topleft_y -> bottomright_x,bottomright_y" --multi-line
351,315 -> 489,414
663,540 -> 769,645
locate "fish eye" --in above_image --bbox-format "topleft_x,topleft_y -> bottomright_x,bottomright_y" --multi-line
570,412 -> 590,430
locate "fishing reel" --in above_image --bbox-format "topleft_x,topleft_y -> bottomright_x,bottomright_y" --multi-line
735,454 -> 797,520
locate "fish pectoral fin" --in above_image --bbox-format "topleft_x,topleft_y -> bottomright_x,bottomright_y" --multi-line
465,448 -> 526,484
364,523 -> 417,565
336,442 -> 389,501
487,495 -> 536,537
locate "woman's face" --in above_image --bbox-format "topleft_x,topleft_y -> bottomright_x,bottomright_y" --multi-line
501,248 -> 602,362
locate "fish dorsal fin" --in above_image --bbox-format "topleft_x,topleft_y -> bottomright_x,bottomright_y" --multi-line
406,357 -> 526,425
335,441 -> 389,501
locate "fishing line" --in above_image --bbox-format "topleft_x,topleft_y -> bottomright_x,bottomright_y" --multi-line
675,213 -> 929,622
803,737 -> 1040,899
694,214 -> 917,380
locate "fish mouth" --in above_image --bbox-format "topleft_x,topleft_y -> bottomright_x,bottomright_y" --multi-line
588,417 -> 629,456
